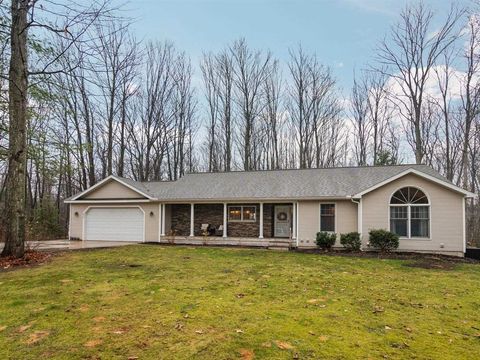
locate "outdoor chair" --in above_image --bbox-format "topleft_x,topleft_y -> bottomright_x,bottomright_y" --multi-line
215,225 -> 224,236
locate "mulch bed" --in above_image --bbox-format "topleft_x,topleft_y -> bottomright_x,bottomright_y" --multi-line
0,250 -> 53,271
296,248 -> 479,270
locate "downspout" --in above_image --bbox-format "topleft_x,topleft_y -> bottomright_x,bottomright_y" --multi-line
349,196 -> 363,247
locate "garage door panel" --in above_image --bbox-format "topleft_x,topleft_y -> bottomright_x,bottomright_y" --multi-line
85,207 -> 144,242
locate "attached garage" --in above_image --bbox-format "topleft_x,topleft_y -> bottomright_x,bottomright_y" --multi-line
84,207 -> 145,242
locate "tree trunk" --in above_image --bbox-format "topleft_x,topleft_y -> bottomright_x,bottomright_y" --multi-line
2,0 -> 29,258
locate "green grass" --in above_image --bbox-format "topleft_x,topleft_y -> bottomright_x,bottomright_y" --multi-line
1,245 -> 480,359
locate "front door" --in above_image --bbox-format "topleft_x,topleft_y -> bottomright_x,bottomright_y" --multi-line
274,205 -> 291,238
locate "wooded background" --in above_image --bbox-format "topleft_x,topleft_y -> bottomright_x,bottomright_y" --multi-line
0,1 -> 479,245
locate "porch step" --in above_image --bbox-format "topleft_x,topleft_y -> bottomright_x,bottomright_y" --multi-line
159,237 -> 292,249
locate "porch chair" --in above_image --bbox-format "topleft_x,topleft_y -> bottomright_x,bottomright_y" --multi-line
200,223 -> 210,236
215,225 -> 224,237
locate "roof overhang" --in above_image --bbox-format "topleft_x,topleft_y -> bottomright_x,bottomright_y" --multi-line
66,175 -> 156,202
351,168 -> 477,198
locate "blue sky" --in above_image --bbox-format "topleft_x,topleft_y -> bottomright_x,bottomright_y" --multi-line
130,0 -> 470,91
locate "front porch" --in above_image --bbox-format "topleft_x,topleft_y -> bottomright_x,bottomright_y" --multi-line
159,202 -> 298,248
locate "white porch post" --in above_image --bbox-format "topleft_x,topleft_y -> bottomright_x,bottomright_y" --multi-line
295,202 -> 299,247
190,203 -> 195,237
292,202 -> 297,240
158,203 -> 162,242
259,202 -> 264,239
223,203 -> 228,238
161,204 -> 166,236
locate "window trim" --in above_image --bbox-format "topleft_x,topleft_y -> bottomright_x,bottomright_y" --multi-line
228,205 -> 257,222
388,186 -> 431,240
319,203 -> 336,233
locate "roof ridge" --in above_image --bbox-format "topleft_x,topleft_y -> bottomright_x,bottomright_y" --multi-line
184,163 -> 424,176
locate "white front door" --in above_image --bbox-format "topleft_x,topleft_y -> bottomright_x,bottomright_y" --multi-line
84,207 -> 144,242
274,205 -> 291,238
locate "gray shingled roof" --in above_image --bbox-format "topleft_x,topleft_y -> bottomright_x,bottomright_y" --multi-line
124,164 -> 450,201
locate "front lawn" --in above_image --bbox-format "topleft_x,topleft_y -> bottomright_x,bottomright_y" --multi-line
1,246 -> 479,359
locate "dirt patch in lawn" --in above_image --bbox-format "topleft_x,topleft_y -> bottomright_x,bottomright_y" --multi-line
403,257 -> 458,270
0,250 -> 53,271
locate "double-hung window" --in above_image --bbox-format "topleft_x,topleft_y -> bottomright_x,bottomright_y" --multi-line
390,187 -> 430,238
320,204 -> 335,232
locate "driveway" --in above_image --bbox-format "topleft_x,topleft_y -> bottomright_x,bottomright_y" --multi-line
0,240 -> 138,252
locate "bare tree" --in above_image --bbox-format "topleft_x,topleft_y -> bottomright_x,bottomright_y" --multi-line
231,39 -> 273,171
288,46 -> 343,168
2,0 -> 116,257
350,73 -> 370,165
376,2 -> 464,164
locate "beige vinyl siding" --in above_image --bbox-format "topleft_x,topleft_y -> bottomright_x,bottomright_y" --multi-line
335,201 -> 358,235
69,202 -> 160,242
83,180 -> 145,199
297,201 -> 320,247
361,173 -> 464,256
297,200 -> 359,248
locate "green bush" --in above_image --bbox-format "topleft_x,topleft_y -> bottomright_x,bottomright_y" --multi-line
340,232 -> 361,251
368,229 -> 399,252
316,232 -> 337,250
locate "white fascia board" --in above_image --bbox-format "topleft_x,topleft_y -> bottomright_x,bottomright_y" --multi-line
352,168 -> 477,198
65,199 -> 153,204
68,175 -> 156,201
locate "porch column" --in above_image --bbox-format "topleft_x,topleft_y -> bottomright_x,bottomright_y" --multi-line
292,202 -> 297,240
223,203 -> 227,238
158,203 -> 162,242
161,204 -> 166,236
190,203 -> 194,237
259,202 -> 264,239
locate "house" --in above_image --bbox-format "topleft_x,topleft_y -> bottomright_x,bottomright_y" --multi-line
65,164 -> 476,257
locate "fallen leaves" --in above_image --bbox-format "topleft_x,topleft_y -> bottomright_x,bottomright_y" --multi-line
195,329 -> 204,334
373,306 -> 385,314
18,324 -> 32,333
274,340 -> 294,350
239,349 -> 254,360
318,335 -> 329,342
0,250 -> 51,269
307,298 -> 326,304
25,331 -> 50,345
84,339 -> 102,348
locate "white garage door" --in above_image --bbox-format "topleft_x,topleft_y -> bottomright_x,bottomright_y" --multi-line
85,207 -> 144,242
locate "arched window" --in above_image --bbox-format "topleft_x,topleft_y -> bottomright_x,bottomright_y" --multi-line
390,187 -> 430,238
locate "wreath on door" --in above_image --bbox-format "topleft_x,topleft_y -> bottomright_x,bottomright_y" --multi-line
277,212 -> 288,221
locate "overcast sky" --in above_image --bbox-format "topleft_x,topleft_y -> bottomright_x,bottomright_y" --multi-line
129,0 -> 471,92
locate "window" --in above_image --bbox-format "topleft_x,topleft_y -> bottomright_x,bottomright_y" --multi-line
320,204 -> 335,232
228,205 -> 256,222
242,206 -> 256,221
389,187 -> 430,238
228,206 -> 242,221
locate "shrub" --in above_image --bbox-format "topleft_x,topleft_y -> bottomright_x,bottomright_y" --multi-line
368,229 -> 399,252
316,232 -> 337,250
340,232 -> 361,251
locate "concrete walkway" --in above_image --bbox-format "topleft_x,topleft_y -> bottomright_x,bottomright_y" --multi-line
0,240 -> 139,252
